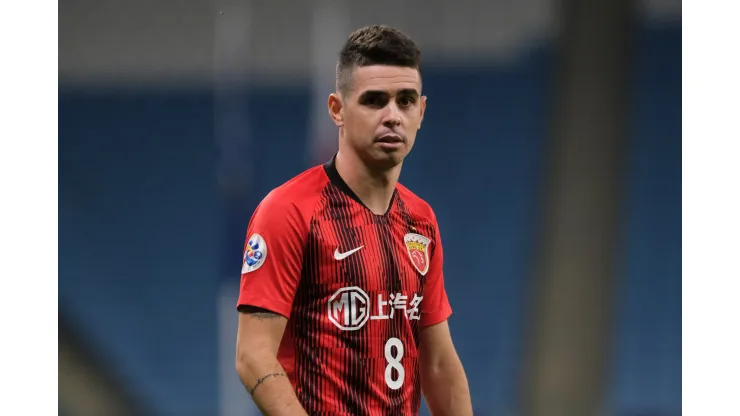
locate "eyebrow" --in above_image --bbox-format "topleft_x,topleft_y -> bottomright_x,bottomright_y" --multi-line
359,88 -> 420,99
397,88 -> 420,98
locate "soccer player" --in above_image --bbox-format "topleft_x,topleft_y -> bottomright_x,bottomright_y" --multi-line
235,25 -> 473,415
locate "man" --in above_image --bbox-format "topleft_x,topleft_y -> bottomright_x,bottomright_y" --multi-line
235,25 -> 473,415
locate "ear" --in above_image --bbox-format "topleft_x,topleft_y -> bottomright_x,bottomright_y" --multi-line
418,95 -> 427,130
328,93 -> 344,127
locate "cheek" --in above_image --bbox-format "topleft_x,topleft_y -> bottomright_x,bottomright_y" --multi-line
405,112 -> 422,128
406,134 -> 417,147
350,112 -> 378,132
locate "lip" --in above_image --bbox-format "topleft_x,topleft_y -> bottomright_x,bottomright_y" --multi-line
375,141 -> 404,150
375,134 -> 404,144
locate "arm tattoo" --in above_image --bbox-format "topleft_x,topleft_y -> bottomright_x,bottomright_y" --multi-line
237,305 -> 286,395
250,312 -> 282,320
248,372 -> 287,395
238,305 -> 283,320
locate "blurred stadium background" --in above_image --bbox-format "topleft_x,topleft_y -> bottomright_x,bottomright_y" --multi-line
58,0 -> 681,415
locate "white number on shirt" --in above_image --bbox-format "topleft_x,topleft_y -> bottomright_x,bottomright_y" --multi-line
384,337 -> 405,390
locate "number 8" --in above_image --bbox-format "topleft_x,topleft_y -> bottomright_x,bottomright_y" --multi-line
385,337 -> 405,390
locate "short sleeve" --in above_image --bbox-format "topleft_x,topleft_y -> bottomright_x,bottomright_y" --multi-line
420,216 -> 453,327
236,194 -> 308,319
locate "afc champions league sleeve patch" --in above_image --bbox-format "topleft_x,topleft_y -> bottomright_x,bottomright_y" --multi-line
404,233 -> 431,276
242,233 -> 267,274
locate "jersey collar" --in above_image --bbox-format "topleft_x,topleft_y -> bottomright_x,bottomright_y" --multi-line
323,154 -> 397,216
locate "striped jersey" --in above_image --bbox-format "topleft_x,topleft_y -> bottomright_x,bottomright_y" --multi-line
237,156 -> 452,415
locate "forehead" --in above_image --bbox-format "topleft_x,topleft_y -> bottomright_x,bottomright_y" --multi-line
350,65 -> 421,94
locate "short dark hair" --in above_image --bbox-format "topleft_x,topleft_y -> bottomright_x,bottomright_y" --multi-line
336,25 -> 421,96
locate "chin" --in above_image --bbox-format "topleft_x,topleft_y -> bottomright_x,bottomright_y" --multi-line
367,148 -> 406,170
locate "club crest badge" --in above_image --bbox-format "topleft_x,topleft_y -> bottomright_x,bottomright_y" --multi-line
404,233 -> 431,275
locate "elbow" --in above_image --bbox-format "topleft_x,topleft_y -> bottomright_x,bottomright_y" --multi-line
235,345 -> 260,383
235,340 -> 278,383
421,352 -> 465,383
420,360 -> 445,385
235,350 -> 249,382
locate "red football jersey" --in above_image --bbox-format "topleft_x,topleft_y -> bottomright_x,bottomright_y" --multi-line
237,157 -> 452,415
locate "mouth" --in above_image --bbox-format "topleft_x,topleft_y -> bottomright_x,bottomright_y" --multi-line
375,134 -> 404,144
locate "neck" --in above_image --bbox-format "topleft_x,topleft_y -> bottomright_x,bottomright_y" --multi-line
334,148 -> 401,215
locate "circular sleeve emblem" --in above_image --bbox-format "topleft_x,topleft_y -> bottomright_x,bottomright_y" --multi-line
242,233 -> 267,273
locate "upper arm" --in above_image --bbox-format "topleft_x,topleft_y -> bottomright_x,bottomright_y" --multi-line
236,306 -> 289,361
419,213 -> 452,328
419,319 -> 456,368
237,194 -> 308,319
235,194 -> 307,363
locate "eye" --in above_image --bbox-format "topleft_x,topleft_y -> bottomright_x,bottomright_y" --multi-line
359,92 -> 389,108
372,96 -> 390,107
398,96 -> 416,107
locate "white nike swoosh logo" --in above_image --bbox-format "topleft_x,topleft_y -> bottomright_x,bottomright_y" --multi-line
334,246 -> 364,260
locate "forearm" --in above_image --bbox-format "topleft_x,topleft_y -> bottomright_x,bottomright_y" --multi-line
237,356 -> 307,415
421,355 -> 473,416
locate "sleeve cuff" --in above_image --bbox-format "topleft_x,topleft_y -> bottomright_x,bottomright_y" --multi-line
236,296 -> 293,319
419,305 -> 452,328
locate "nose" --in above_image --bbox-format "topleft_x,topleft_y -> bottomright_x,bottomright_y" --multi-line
382,103 -> 402,127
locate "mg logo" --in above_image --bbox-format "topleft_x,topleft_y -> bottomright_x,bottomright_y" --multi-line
328,286 -> 370,331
